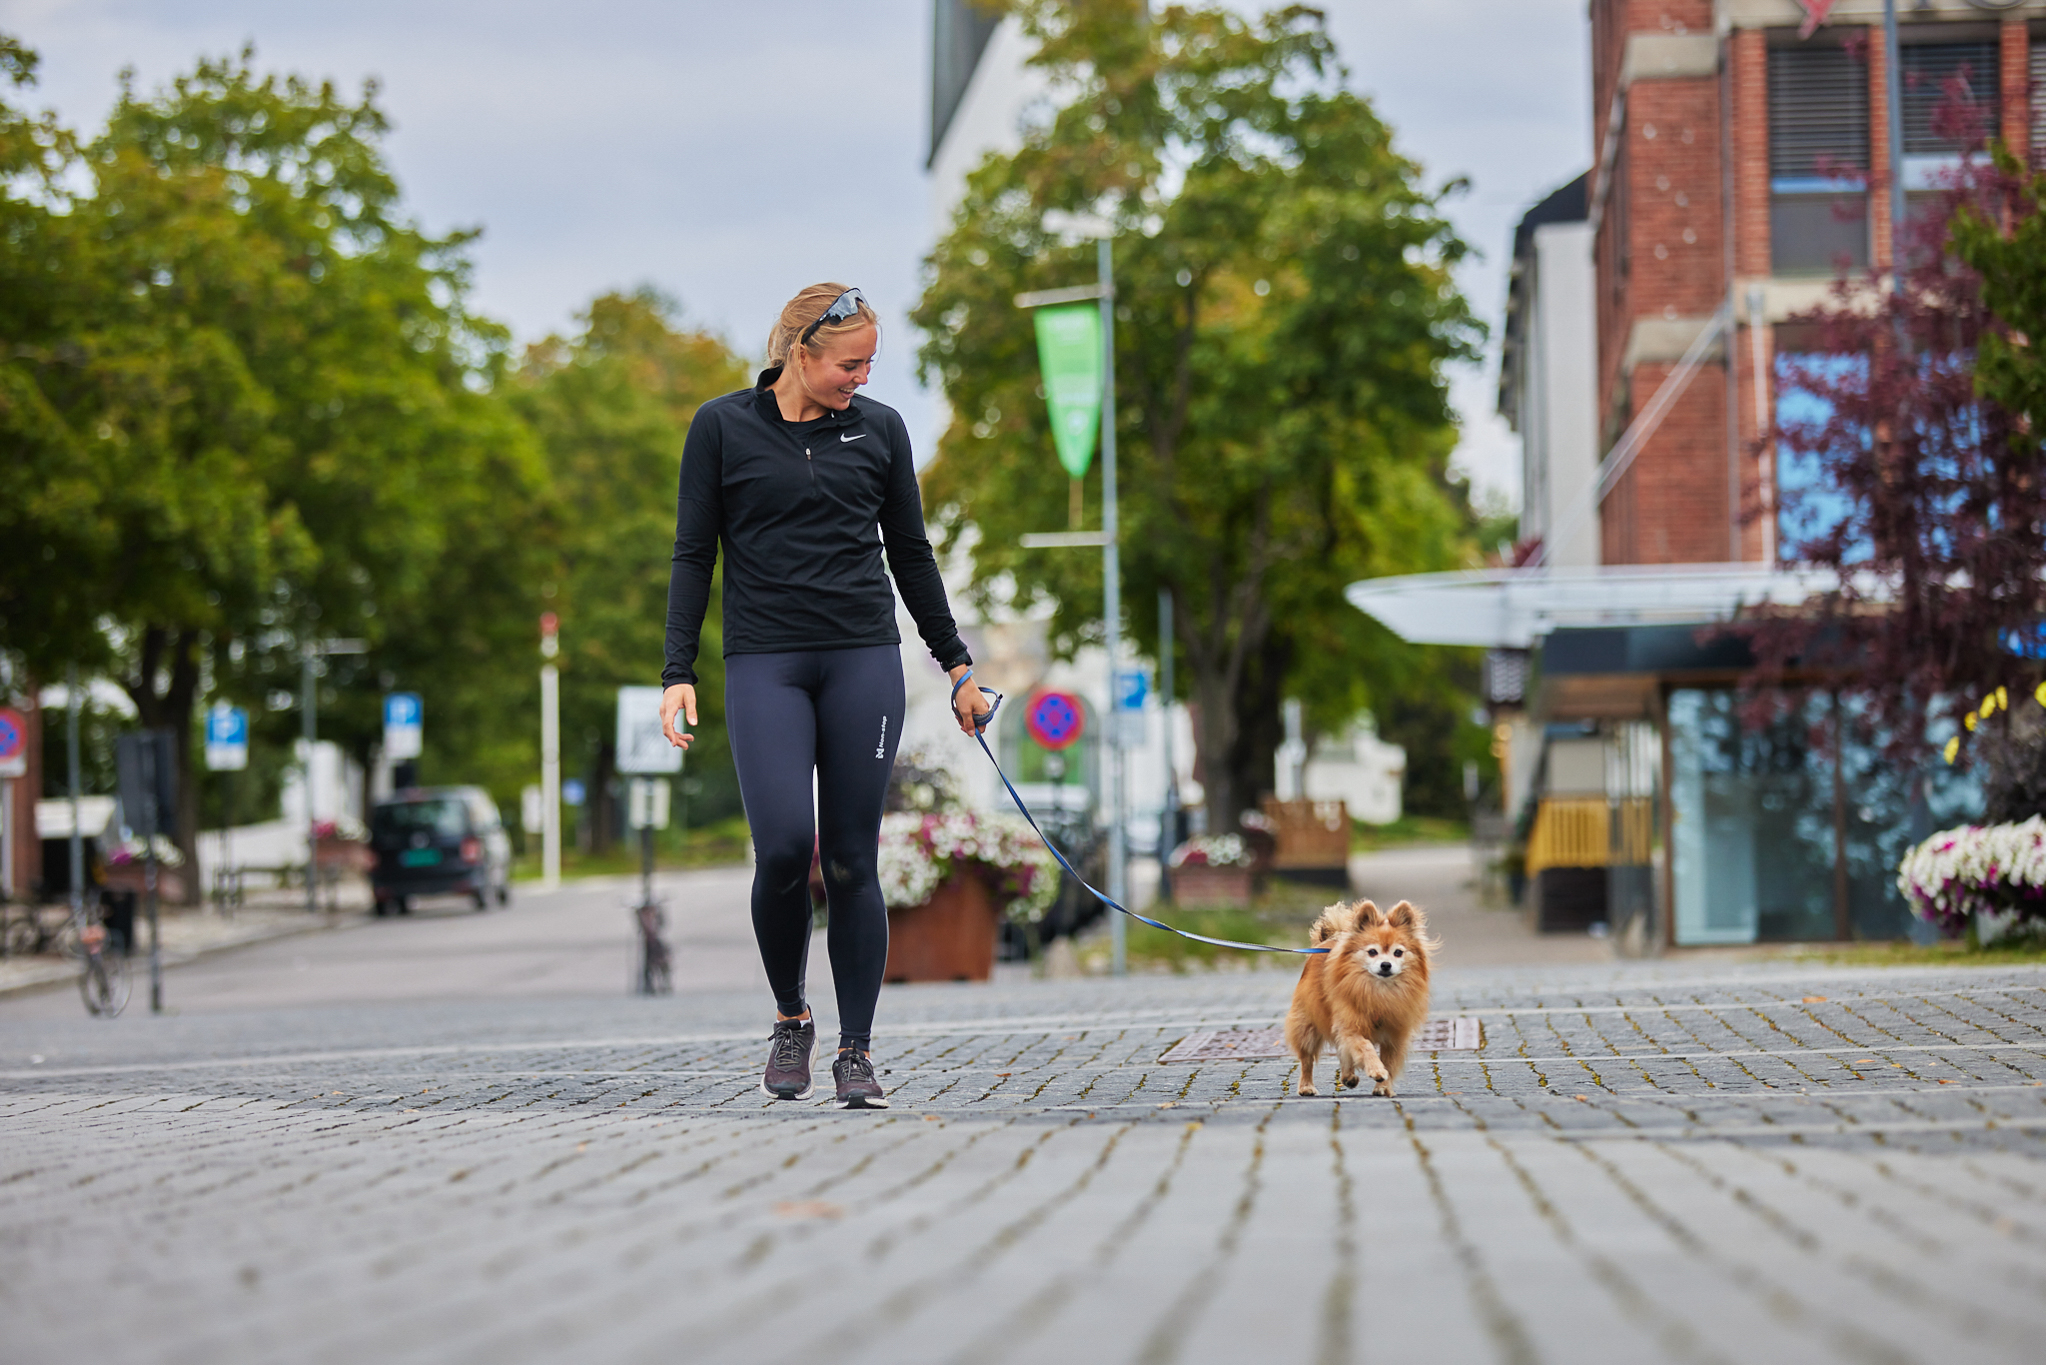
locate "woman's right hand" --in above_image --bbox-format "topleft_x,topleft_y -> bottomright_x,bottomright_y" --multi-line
660,684 -> 698,750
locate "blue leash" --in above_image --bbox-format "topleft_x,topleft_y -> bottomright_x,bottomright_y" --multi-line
951,670 -> 1328,956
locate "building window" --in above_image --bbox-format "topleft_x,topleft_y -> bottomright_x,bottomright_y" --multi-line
1899,41 -> 2001,257
2033,40 -> 2045,169
1768,43 -> 1870,274
1668,688 -> 1977,945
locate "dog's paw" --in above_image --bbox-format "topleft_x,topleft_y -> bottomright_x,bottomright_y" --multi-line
1373,1080 -> 1394,1097
1339,1073 -> 1360,1090
1296,1084 -> 1319,1098
1365,1063 -> 1390,1083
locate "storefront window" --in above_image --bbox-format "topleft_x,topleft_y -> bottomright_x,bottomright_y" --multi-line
1670,688 -> 1983,945
1670,690 -> 1835,944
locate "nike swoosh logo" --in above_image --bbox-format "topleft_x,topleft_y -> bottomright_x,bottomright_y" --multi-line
841,433 -> 866,443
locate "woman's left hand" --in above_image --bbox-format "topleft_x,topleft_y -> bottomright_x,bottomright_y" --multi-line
948,664 -> 992,735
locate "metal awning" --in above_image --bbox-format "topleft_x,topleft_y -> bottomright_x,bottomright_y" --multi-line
1344,563 -> 1854,649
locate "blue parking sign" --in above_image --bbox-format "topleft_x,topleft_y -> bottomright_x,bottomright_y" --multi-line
1115,669 -> 1149,711
204,705 -> 249,772
384,692 -> 423,760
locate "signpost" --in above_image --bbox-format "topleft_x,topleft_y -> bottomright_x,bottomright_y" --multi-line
1115,668 -> 1148,747
383,692 -> 423,761
1017,220 -> 1127,975
115,730 -> 176,1013
204,705 -> 249,908
617,684 -> 683,916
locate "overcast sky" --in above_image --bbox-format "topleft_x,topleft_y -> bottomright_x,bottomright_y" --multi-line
1,0 -> 1591,510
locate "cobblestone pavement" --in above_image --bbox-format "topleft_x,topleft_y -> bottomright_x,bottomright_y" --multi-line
3,927 -> 2044,1362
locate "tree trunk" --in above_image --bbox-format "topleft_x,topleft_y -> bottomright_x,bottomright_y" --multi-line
1225,631 -> 1290,826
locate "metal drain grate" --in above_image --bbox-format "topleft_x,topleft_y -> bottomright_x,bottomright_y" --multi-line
1159,1016 -> 1480,1064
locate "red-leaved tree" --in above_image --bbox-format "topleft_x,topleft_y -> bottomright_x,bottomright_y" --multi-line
1751,69 -> 2046,819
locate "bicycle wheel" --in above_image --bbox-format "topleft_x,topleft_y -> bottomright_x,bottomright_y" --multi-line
79,952 -> 131,1018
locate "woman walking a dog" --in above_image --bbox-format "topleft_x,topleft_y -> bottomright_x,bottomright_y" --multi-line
659,284 -> 990,1109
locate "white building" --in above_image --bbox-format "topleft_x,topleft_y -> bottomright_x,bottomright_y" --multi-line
1498,172 -> 1599,571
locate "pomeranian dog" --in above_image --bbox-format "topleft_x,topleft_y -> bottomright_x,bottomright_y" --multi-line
1285,899 -> 1437,1097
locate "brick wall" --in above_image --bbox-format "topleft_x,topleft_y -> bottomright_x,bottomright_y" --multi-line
2001,21 -> 2029,156
1600,363 -> 1731,564
1589,0 -> 1743,568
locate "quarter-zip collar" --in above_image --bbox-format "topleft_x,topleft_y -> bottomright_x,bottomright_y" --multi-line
754,365 -> 861,431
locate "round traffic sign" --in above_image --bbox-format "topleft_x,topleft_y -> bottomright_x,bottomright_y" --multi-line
1024,691 -> 1085,751
0,707 -> 24,763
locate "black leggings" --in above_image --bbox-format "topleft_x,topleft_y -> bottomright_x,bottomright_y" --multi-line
725,645 -> 904,1051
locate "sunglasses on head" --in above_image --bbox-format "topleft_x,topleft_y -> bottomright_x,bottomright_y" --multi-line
799,288 -> 867,346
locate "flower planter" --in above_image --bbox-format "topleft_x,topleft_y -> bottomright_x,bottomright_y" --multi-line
1170,865 -> 1255,907
885,872 -> 1000,983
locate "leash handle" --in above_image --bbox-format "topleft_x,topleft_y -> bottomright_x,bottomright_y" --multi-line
968,728 -> 1327,956
951,669 -> 1003,734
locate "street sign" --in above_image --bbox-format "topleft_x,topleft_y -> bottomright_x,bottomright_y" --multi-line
204,705 -> 248,772
1025,691 -> 1085,751
115,731 -> 177,839
615,685 -> 682,774
0,706 -> 25,779
1115,669 -> 1149,710
562,779 -> 586,808
628,777 -> 671,830
383,692 -> 423,760
521,784 -> 543,834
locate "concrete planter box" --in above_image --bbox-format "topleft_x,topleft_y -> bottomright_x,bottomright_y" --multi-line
885,873 -> 1000,983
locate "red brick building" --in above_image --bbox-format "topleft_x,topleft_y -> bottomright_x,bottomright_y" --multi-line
1590,0 -> 2041,567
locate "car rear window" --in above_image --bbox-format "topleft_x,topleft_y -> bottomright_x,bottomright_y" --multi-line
372,799 -> 468,842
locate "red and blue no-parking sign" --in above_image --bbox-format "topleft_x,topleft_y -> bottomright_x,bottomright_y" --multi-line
0,707 -> 26,779
1024,691 -> 1085,751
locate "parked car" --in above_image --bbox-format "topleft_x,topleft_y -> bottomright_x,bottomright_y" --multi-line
369,786 -> 512,915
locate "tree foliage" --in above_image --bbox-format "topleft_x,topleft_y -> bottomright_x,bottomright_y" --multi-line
513,291 -> 751,846
0,41 -> 548,887
913,0 -> 1484,829
1759,90 -> 2046,816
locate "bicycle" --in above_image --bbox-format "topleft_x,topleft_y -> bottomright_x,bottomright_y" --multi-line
634,898 -> 672,996
77,916 -> 131,1018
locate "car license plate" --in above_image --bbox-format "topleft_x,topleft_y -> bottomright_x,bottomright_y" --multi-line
400,848 -> 441,868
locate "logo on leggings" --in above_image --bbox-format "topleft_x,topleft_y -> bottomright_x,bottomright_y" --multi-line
875,715 -> 888,759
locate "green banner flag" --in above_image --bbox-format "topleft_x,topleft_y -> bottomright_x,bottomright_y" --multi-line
1032,303 -> 1102,480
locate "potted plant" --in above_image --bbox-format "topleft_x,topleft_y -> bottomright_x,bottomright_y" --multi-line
877,809 -> 1059,982
1897,816 -> 2046,943
1168,834 -> 1256,906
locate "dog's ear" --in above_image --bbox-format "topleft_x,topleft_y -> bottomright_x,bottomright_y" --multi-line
1386,900 -> 1417,929
1351,900 -> 1380,930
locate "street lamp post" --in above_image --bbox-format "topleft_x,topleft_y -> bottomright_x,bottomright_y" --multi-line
1095,233 -> 1128,978
539,613 -> 561,890
1016,218 -> 1127,976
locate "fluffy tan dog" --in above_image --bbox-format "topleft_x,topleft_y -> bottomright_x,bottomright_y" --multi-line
1285,899 -> 1437,1097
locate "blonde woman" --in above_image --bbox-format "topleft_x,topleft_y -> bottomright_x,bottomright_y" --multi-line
659,284 -> 990,1109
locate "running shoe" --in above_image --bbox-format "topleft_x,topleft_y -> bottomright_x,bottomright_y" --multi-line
760,1018 -> 816,1100
832,1049 -> 889,1109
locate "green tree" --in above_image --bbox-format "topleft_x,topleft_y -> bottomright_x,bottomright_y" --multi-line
913,1 -> 1483,830
513,291 -> 751,848
0,42 -> 547,887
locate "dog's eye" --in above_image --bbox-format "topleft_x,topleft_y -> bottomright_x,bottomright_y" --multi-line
1393,948 -> 1404,957
1365,947 -> 1378,956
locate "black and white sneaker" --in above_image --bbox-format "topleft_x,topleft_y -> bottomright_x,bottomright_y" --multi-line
832,1049 -> 889,1109
760,1019 -> 816,1100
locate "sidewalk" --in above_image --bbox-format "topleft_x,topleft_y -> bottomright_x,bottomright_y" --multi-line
3,944 -> 2042,1363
